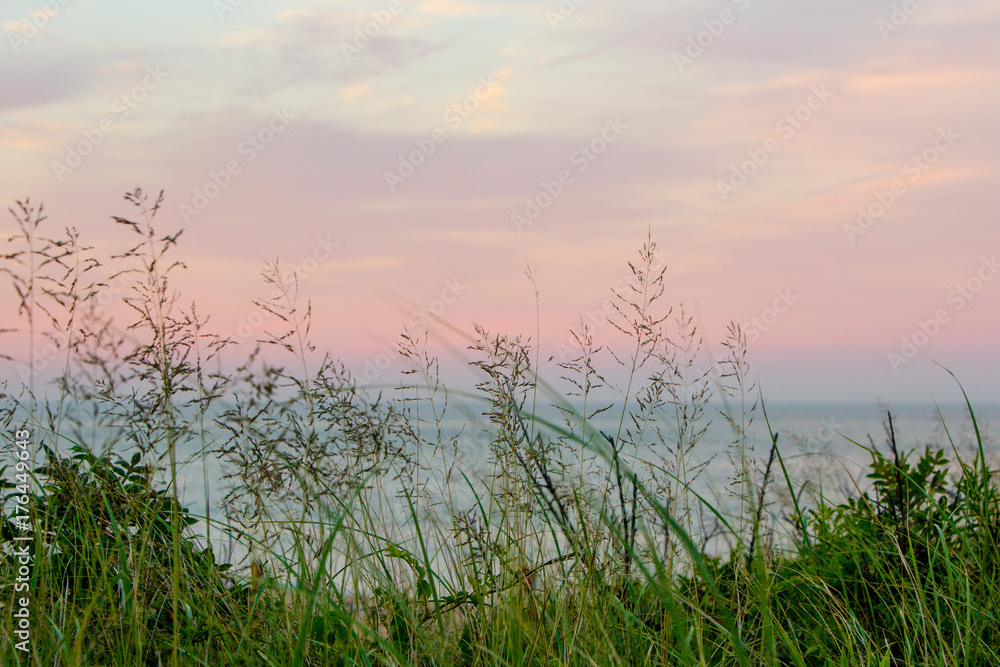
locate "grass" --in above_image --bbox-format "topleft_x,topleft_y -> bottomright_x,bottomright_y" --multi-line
1,188 -> 998,666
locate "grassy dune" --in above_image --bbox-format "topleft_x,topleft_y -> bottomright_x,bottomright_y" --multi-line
2,189 -> 998,666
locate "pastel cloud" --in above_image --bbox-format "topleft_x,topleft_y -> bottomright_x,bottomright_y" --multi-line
0,0 -> 997,402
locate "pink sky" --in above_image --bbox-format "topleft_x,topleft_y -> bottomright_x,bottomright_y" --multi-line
2,0 -> 999,402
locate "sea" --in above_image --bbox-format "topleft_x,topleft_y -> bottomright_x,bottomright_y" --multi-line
14,400 -> 999,569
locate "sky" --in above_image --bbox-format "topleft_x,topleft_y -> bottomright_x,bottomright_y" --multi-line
1,0 -> 999,403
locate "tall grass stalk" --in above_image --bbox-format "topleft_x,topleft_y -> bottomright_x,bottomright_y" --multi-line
2,189 -> 998,666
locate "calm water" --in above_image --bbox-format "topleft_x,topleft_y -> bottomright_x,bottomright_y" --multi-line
23,401 -> 996,564
168,400 -> 999,513
437,401 -> 999,510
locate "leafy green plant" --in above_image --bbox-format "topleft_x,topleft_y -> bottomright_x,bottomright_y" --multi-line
2,443 -> 238,664
796,413 -> 1000,664
2,188 -> 998,666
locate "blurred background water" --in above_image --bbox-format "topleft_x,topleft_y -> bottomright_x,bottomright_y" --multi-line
17,399 -> 997,567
